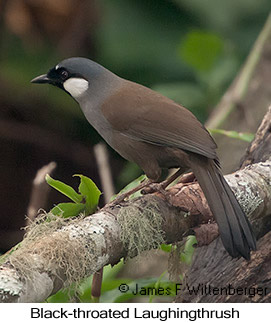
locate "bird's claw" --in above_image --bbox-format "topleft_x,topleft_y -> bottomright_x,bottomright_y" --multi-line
141,182 -> 167,196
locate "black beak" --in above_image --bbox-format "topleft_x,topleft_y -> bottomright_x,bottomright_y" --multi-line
31,74 -> 50,84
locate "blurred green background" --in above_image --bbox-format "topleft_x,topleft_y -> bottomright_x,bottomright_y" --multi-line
0,0 -> 270,252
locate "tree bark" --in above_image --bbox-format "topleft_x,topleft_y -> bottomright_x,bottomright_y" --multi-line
0,153 -> 270,302
176,231 -> 271,303
175,108 -> 271,303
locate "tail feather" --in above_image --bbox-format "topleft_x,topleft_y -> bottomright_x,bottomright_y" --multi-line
190,155 -> 256,260
219,174 -> 256,251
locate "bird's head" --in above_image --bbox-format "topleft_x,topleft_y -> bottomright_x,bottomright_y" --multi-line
31,57 -> 113,100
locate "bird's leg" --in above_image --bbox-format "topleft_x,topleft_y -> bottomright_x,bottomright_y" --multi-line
106,178 -> 155,207
142,168 -> 186,195
178,171 -> 196,184
106,169 -> 195,207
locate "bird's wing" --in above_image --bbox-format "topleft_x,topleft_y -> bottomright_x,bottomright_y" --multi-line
101,81 -> 217,159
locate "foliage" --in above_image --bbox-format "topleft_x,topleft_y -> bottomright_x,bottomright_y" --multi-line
179,30 -> 223,72
209,129 -> 254,142
46,175 -> 101,218
45,172 -> 196,302
161,235 -> 197,266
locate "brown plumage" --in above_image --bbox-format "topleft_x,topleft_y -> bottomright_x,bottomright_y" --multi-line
31,57 -> 257,259
101,81 -> 256,259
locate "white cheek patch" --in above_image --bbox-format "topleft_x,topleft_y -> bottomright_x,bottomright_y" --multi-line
63,78 -> 89,98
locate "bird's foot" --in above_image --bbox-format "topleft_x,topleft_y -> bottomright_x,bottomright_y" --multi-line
141,171 -> 196,196
106,192 -> 131,208
105,178 -> 154,208
179,172 -> 196,184
105,172 -> 197,209
141,181 -> 168,196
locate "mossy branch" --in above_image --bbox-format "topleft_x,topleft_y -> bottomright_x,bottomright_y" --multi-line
0,155 -> 270,302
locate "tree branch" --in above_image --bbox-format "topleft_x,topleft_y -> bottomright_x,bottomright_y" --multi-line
0,157 -> 270,302
241,107 -> 271,168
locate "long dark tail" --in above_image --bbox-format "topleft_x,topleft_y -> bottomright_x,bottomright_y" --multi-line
190,155 -> 256,260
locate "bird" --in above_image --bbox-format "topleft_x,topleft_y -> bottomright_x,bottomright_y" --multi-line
31,57 -> 256,259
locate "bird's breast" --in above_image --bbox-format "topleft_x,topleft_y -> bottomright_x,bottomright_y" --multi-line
79,100 -> 115,146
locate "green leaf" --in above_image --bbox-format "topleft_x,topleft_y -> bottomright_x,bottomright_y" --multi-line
74,175 -> 101,213
51,203 -> 85,218
46,175 -> 82,203
160,243 -> 172,253
100,277 -> 176,303
209,129 -> 254,142
111,174 -> 147,201
117,162 -> 142,187
149,270 -> 168,303
100,278 -> 157,303
179,30 -> 223,71
47,288 -> 75,303
180,235 -> 197,265
102,260 -> 124,282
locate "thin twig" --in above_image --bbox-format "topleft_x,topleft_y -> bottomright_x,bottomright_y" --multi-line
26,162 -> 57,226
94,142 -> 115,204
206,13 -> 271,129
93,143 -> 115,301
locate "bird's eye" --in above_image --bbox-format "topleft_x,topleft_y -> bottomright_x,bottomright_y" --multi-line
60,69 -> 69,79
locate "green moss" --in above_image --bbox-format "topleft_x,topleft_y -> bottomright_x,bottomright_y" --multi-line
8,212 -> 97,288
117,200 -> 165,259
